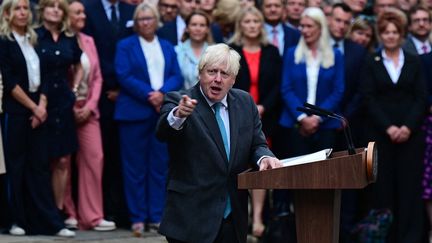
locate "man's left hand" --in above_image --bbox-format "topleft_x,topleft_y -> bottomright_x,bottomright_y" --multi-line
259,157 -> 283,171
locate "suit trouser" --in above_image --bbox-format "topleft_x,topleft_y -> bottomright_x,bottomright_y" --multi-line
99,97 -> 129,225
372,131 -> 424,243
3,113 -> 63,234
119,118 -> 168,223
64,115 -> 104,229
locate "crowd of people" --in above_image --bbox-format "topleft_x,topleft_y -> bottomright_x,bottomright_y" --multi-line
0,0 -> 430,242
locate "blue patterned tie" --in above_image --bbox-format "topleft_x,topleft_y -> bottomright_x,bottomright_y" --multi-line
214,103 -> 231,218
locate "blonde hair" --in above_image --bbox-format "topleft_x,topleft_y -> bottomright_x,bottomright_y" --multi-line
0,0 -> 37,45
295,7 -> 334,68
133,2 -> 162,30
228,6 -> 269,46
38,0 -> 74,36
212,0 -> 240,26
198,43 -> 241,76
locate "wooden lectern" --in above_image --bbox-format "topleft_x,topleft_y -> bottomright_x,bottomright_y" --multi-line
238,142 -> 378,243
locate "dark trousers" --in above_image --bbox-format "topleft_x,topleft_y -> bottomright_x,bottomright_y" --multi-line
99,98 -> 129,227
166,215 -> 238,243
371,130 -> 425,243
3,113 -> 63,234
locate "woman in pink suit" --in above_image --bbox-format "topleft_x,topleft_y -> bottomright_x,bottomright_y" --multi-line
62,0 -> 116,231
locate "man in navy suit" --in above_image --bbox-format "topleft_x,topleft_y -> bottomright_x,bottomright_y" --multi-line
262,0 -> 301,56
83,0 -> 135,226
157,0 -> 198,46
403,5 -> 432,55
328,3 -> 367,242
157,43 -> 282,243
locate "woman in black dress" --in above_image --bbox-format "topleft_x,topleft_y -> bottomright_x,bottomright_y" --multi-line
0,0 -> 74,237
35,0 -> 82,212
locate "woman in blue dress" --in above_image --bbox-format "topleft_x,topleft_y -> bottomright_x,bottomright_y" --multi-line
35,0 -> 82,212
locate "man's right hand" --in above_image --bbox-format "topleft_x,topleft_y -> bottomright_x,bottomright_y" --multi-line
174,95 -> 198,118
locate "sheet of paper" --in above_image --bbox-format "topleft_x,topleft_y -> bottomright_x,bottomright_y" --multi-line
281,148 -> 333,167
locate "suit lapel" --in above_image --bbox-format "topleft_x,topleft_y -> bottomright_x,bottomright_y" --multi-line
132,35 -> 150,82
191,87 -> 229,167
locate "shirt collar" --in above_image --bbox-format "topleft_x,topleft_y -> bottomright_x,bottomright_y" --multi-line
12,31 -> 30,43
101,0 -> 119,12
199,85 -> 228,109
381,48 -> 404,63
264,23 -> 283,33
139,35 -> 159,45
410,35 -> 430,48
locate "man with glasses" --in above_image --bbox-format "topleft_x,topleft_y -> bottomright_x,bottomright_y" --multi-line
156,43 -> 282,243
158,0 -> 178,23
403,5 -> 432,55
157,0 -> 199,45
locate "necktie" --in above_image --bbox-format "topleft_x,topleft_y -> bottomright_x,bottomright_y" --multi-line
214,102 -> 231,218
272,27 -> 279,48
333,42 -> 339,49
422,44 -> 428,54
110,4 -> 119,33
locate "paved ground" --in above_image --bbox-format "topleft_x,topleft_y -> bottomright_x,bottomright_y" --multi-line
0,229 -> 167,243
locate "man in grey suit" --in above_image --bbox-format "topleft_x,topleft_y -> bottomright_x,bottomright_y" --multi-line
156,44 -> 282,243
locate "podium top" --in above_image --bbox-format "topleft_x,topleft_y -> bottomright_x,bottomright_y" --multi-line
238,142 -> 377,190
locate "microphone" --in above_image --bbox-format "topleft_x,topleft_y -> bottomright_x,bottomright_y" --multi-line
296,103 -> 356,155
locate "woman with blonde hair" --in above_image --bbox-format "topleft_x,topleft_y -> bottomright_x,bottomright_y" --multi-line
0,0 -> 74,237
228,6 -> 282,238
211,0 -> 240,43
115,2 -> 182,236
35,0 -> 83,216
279,6 -> 344,159
61,0 -> 116,231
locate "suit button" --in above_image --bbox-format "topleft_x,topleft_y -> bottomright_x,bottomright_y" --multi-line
54,83 -> 58,88
55,50 -> 60,55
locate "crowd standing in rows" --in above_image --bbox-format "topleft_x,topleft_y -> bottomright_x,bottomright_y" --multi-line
0,0 -> 431,242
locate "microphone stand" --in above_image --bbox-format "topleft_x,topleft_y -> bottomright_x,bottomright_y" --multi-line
297,104 -> 356,155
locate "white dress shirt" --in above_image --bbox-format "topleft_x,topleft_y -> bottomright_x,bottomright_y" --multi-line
382,49 -> 404,84
176,15 -> 186,46
264,23 -> 284,56
297,51 -> 321,121
13,31 -> 40,93
139,36 -> 165,90
101,0 -> 119,21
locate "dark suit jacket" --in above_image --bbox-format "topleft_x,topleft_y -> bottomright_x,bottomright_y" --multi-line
282,25 -> 301,54
402,36 -> 418,55
360,50 -> 427,133
230,44 -> 282,136
83,0 -> 135,116
156,85 -> 274,243
114,35 -> 183,121
157,19 -> 178,46
420,52 -> 432,106
341,39 -> 367,118
0,37 -> 47,115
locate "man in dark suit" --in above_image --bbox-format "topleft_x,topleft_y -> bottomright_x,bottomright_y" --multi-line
83,0 -> 135,226
261,0 -> 300,56
403,5 -> 432,55
157,0 -> 198,45
156,44 -> 282,243
328,3 -> 367,242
